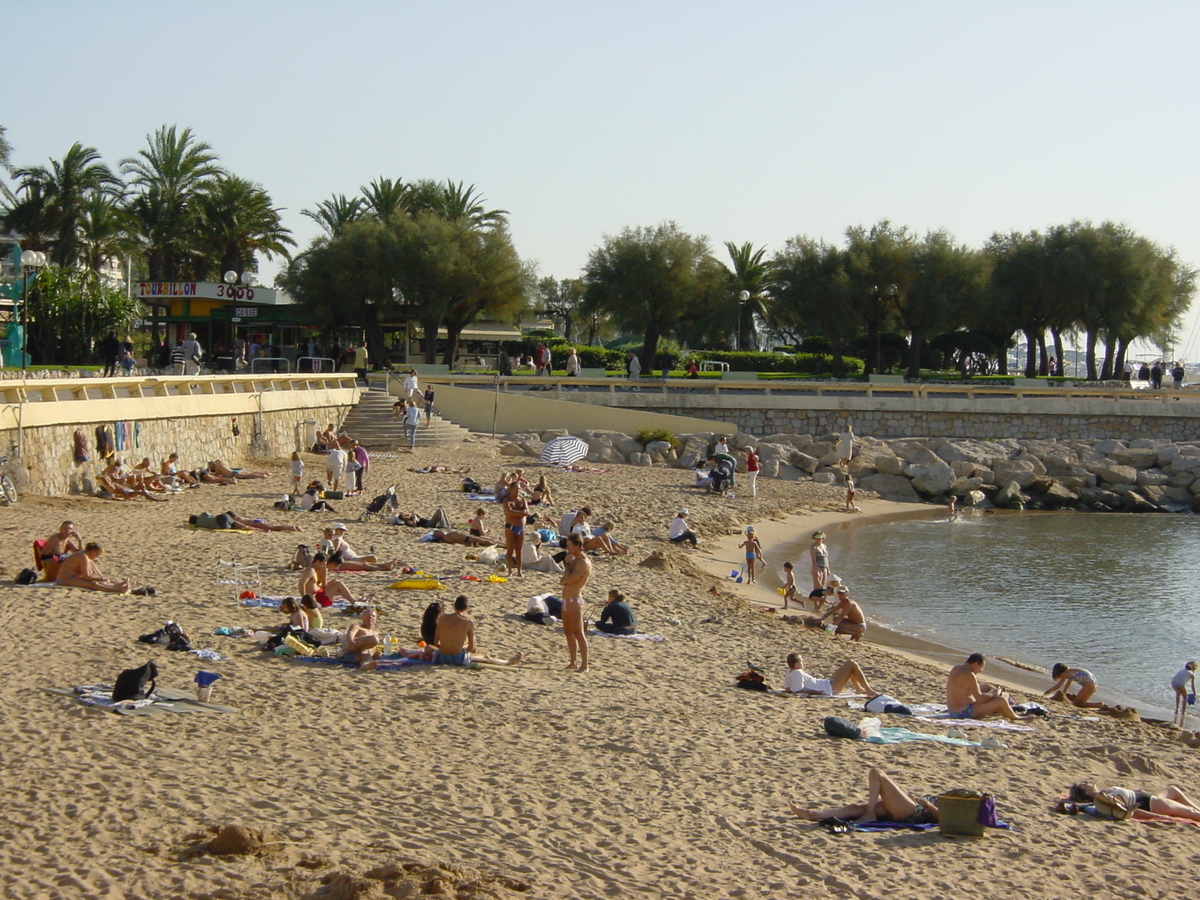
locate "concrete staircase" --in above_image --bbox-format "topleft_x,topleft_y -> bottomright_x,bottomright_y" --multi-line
340,388 -> 470,450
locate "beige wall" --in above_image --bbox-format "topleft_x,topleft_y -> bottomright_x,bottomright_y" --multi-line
422,383 -> 735,436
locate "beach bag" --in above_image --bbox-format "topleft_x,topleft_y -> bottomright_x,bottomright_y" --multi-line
736,667 -> 769,692
864,694 -> 912,716
1093,788 -> 1136,821
937,789 -> 987,836
289,544 -> 314,570
113,661 -> 158,701
15,567 -> 38,585
822,716 -> 863,739
324,490 -> 345,500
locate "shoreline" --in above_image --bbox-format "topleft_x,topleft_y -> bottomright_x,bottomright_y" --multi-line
697,498 -> 1170,717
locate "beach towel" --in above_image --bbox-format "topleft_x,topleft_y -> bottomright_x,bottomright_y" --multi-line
288,656 -> 433,671
911,713 -> 1035,732
865,727 -> 981,747
242,595 -> 352,610
466,493 -> 501,502
48,686 -> 237,716
587,630 -> 665,642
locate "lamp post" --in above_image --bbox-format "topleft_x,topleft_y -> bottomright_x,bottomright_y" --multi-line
737,290 -> 750,352
19,250 -> 47,374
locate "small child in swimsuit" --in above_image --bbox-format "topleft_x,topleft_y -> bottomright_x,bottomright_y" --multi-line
738,526 -> 764,584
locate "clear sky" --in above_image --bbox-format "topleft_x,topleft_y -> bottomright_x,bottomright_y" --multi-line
5,1 -> 1199,356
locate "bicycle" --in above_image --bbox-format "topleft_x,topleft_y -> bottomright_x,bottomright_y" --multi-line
0,456 -> 17,506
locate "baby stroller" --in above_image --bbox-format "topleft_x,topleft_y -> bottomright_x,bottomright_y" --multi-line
359,484 -> 400,522
709,458 -> 736,495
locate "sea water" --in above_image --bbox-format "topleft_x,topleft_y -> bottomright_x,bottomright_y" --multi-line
821,509 -> 1199,720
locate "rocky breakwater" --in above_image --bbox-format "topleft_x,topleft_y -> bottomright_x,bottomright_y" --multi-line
498,429 -> 1200,514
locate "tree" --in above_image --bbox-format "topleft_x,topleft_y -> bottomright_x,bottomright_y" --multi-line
583,222 -> 725,373
844,222 -> 916,374
4,142 -> 124,267
768,237 -> 859,376
536,276 -> 585,343
723,241 -> 772,351
22,265 -> 141,365
301,193 -> 364,237
0,125 -> 15,205
438,224 -> 529,365
194,174 -> 294,279
121,125 -> 223,280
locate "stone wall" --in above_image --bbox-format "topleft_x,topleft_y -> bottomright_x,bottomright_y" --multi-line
3,404 -> 349,498
642,407 -> 1200,443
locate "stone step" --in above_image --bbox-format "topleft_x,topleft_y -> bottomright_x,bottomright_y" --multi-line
340,390 -> 470,450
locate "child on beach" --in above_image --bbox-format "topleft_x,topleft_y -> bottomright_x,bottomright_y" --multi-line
1044,664 -> 1103,708
781,561 -> 797,608
844,474 -> 858,512
739,526 -> 764,584
291,451 -> 304,494
1173,661 -> 1197,723
947,495 -> 958,521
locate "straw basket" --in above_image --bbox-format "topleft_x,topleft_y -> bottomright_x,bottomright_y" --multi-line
937,789 -> 985,836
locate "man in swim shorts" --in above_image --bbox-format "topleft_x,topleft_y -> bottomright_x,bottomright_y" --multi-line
344,609 -> 382,669
818,586 -> 866,641
434,595 -> 522,666
946,653 -> 1028,720
55,542 -> 132,593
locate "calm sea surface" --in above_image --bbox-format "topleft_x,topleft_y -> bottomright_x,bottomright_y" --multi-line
819,510 -> 1199,720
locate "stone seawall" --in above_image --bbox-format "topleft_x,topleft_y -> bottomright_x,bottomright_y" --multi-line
3,404 -> 349,498
644,407 -> 1200,442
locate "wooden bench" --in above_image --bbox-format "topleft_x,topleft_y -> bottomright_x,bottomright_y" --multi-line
868,374 -> 906,384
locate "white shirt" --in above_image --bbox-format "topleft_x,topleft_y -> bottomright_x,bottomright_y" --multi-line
628,356 -> 641,377
326,448 -> 347,472
669,516 -> 690,539
404,374 -> 418,394
559,510 -> 578,537
565,354 -> 580,375
783,669 -> 832,696
571,521 -> 594,540
714,440 -> 729,455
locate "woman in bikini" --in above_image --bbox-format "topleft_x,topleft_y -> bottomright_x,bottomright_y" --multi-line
1063,782 -> 1200,821
789,768 -> 940,825
560,533 -> 592,672
810,532 -> 830,591
530,474 -> 554,506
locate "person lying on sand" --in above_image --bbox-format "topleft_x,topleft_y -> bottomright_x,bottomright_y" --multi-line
783,652 -> 875,696
789,768 -> 940,825
1044,663 -> 1104,708
328,551 -> 397,573
208,459 -> 269,479
55,542 -> 131,593
817,586 -> 865,640
1062,782 -> 1200,821
947,653 -> 1029,720
411,465 -> 472,474
300,553 -> 357,607
431,529 -> 495,546
433,595 -> 523,666
99,461 -> 168,501
224,511 -> 302,532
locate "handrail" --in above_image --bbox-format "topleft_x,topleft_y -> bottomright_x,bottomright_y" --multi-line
251,357 -> 293,373
295,356 -> 336,373
412,373 -> 1200,404
0,371 -> 358,404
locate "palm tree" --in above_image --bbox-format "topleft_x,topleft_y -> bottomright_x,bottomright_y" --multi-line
302,193 -> 364,237
361,177 -> 413,222
411,179 -> 508,229
0,125 -> 14,206
121,125 -> 223,280
78,192 -> 136,273
4,142 -> 122,266
724,241 -> 772,350
195,174 -> 294,278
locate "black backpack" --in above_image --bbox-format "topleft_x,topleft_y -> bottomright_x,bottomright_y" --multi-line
15,568 -> 38,585
113,661 -> 159,701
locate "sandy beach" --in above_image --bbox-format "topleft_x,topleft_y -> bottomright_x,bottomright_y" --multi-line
1,438 -> 1197,900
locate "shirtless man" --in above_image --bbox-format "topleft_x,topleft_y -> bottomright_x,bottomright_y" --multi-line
431,529 -> 495,546
946,653 -> 1027,720
503,491 -> 529,577
560,533 -> 593,672
433,595 -> 523,666
224,511 -> 302,532
299,552 -> 356,607
43,521 -> 83,561
100,461 -> 168,501
343,608 -> 382,669
208,459 -> 269,480
56,542 -> 131,593
818,586 -> 866,641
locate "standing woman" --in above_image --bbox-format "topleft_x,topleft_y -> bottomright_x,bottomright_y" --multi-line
403,400 -> 422,450
503,489 -> 529,577
836,425 -> 854,468
745,446 -> 760,498
560,533 -> 593,671
810,531 -> 830,591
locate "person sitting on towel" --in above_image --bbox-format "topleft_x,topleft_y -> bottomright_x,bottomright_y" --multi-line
594,589 -> 637,635
783,652 -> 875,697
433,595 -> 523,666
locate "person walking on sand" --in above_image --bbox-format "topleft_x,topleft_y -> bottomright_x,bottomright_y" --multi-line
836,425 -> 854,468
1173,661 -> 1197,723
560,533 -> 592,671
403,399 -> 422,449
946,653 -> 1028,720
1044,663 -> 1104,708
745,446 -> 760,498
844,473 -> 858,511
781,561 -> 797,609
739,526 -> 764,584
810,531 -> 830,591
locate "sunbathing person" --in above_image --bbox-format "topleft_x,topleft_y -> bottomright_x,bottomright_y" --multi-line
99,462 -> 168,501
161,452 -> 201,486
130,458 -> 170,491
411,465 -> 471,474
43,520 -> 83,562
55,542 -> 131,593
571,510 -> 628,555
329,523 -> 375,562
433,595 -> 523,666
529,474 -> 555,506
521,534 -> 562,573
467,508 -> 490,539
1063,782 -> 1200,822
208,459 -> 269,480
343,609 -> 383,669
328,551 -> 397,573
789,768 -> 940,825
430,529 -> 494,546
783,652 -> 875,696
224,511 -> 302,532
300,593 -> 324,630
946,653 -> 1029,720
298,487 -> 336,512
299,552 -> 356,607
278,596 -> 308,630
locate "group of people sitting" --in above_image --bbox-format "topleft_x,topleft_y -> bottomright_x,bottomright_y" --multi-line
38,520 -> 153,594
97,455 -> 268,501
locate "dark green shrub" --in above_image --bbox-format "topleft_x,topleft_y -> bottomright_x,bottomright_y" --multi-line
635,428 -> 680,449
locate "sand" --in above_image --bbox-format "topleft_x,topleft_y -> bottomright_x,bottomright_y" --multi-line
1,437 -> 1197,900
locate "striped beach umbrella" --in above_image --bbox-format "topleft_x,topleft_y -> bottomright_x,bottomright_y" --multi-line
540,436 -> 590,466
